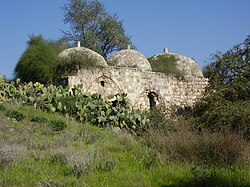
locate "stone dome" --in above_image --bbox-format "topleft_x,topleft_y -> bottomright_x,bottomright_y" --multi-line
150,50 -> 204,77
174,54 -> 203,77
107,49 -> 152,71
58,47 -> 108,67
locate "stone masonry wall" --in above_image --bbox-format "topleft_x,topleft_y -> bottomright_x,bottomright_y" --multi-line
68,67 -> 208,110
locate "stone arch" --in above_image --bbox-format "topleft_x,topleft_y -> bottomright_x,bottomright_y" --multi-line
133,87 -> 165,110
87,75 -> 122,96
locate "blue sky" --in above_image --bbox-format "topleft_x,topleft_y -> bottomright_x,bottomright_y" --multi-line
1,0 -> 250,79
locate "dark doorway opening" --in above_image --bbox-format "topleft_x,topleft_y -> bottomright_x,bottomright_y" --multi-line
100,81 -> 105,87
148,92 -> 157,109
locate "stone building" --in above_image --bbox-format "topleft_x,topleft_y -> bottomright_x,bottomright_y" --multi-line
58,45 -> 208,110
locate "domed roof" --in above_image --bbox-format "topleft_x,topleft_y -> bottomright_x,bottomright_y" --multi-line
150,50 -> 204,77
174,54 -> 203,77
58,47 -> 108,67
107,49 -> 152,71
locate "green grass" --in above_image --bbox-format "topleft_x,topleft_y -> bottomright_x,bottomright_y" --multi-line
0,103 -> 249,186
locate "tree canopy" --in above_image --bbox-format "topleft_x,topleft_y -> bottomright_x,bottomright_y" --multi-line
62,0 -> 133,58
203,34 -> 250,100
190,34 -> 250,138
15,35 -> 68,84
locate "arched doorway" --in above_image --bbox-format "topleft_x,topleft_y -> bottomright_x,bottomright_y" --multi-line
133,88 -> 165,110
147,92 -> 157,109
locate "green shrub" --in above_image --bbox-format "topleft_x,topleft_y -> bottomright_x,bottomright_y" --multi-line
0,103 -> 6,111
0,75 -> 6,85
0,79 -> 148,132
15,35 -> 68,84
143,108 -> 177,134
191,95 -> 250,139
31,115 -> 48,123
97,159 -> 116,172
79,127 -> 103,144
5,110 -> 26,121
192,35 -> 250,139
142,125 -> 247,166
49,120 -> 67,131
196,130 -> 246,166
141,110 -> 248,166
50,152 -> 67,165
0,144 -> 27,170
58,96 -> 78,116
75,93 -> 148,132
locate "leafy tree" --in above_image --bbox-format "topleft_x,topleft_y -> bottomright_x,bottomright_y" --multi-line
62,0 -> 133,58
190,35 -> 250,138
15,35 -> 68,84
203,35 -> 250,100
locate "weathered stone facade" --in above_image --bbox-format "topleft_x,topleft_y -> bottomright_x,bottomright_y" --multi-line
59,46 -> 208,110
67,67 -> 208,110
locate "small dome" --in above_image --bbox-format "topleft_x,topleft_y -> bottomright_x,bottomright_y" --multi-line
107,49 -> 152,71
58,47 -> 108,67
174,54 -> 204,77
150,52 -> 204,77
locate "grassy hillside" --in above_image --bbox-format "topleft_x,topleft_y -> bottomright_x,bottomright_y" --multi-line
0,103 -> 250,186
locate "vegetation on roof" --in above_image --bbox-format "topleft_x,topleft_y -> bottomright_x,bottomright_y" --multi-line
148,53 -> 183,76
57,50 -> 105,76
